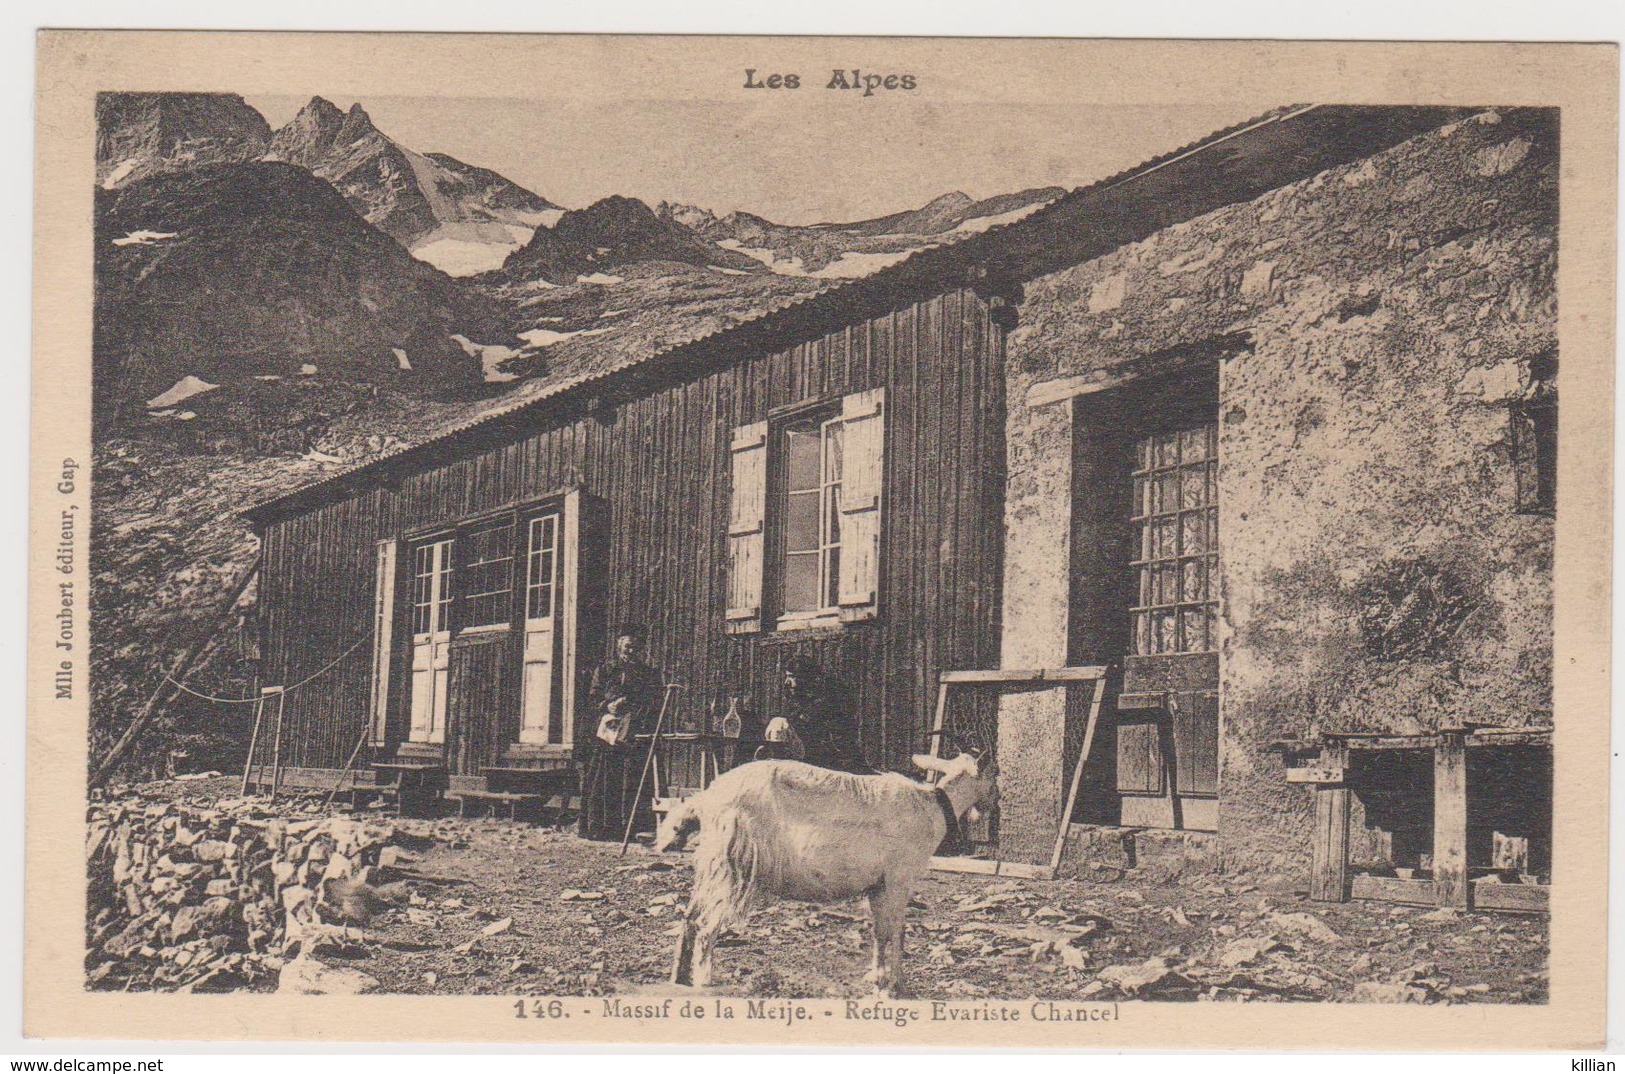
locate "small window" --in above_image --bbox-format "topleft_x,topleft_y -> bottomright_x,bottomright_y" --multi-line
412,538 -> 454,636
1130,422 -> 1219,655
525,513 -> 560,621
461,521 -> 515,628
781,413 -> 844,619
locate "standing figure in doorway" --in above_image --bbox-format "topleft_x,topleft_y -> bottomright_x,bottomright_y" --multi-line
580,628 -> 664,841
778,655 -> 869,773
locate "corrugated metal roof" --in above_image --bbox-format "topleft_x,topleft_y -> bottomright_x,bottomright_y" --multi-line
244,103 -> 1475,524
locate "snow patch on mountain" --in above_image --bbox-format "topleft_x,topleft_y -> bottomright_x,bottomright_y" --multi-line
146,375 -> 219,409
113,230 -> 179,247
103,161 -> 139,189
953,202 -> 1048,234
810,249 -> 916,278
451,334 -> 523,382
518,327 -> 612,348
716,239 -> 807,275
413,237 -> 521,276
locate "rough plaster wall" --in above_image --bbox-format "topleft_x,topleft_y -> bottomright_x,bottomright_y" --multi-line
996,403 -> 1072,862
1002,110 -> 1557,871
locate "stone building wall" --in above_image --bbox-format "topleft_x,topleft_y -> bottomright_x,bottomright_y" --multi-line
998,108 -> 1558,871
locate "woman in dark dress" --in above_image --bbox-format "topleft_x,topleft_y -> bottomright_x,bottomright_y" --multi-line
579,630 -> 663,841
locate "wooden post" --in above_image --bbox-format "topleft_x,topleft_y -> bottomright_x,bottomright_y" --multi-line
927,680 -> 951,756
1049,674 -> 1108,875
1433,730 -> 1469,908
1309,744 -> 1351,902
239,690 -> 270,796
266,688 -> 287,803
323,722 -> 373,810
619,683 -> 681,855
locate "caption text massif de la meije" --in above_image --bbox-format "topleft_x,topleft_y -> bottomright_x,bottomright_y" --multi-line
52,458 -> 83,701
516,996 -> 1122,1027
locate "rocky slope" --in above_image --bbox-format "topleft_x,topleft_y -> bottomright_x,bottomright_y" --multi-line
96,92 -> 272,190
267,97 -> 561,275
95,160 -> 513,428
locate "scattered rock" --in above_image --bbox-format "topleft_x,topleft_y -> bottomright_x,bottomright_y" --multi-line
1097,957 -> 1194,996
378,846 -> 419,869
1268,911 -> 1342,945
277,955 -> 379,995
1220,936 -> 1278,968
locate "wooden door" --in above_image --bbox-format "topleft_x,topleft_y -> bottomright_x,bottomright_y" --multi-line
519,510 -> 563,745
409,537 -> 454,744
1118,421 -> 1219,830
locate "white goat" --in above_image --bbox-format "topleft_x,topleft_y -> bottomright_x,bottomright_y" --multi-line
656,752 -> 993,996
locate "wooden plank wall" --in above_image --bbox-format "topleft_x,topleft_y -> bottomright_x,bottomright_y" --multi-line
258,288 -> 1006,777
255,487 -> 397,773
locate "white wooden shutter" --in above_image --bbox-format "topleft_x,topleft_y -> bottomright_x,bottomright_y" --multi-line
837,388 -> 884,622
557,488 -> 583,747
369,539 -> 398,746
725,420 -> 768,633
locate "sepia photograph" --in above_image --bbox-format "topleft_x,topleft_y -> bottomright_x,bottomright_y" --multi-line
25,31 -> 1616,1049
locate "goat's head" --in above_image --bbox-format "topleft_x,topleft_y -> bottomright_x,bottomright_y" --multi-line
654,799 -> 700,853
912,751 -> 997,823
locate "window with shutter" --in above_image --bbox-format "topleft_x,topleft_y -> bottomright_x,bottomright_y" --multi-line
724,388 -> 886,633
725,421 -> 768,634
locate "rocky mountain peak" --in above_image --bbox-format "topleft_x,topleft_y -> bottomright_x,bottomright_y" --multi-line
336,102 -> 380,144
267,96 -> 348,167
95,92 -> 272,190
501,194 -> 763,282
925,190 -> 974,211
656,201 -> 719,233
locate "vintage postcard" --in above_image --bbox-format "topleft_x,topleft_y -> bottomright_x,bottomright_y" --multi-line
26,32 -> 1617,1047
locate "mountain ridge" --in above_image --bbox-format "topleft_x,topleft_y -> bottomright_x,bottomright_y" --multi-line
264,97 -> 562,274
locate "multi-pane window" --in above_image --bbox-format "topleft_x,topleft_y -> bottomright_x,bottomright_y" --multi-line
1131,423 -> 1219,655
460,522 -> 514,628
526,514 -> 560,620
782,414 -> 844,617
412,538 -> 454,635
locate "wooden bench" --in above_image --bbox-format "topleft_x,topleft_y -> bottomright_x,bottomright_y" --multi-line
480,765 -> 576,816
444,788 -> 544,820
370,761 -> 447,818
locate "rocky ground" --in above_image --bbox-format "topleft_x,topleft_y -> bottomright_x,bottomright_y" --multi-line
87,777 -> 1548,1004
